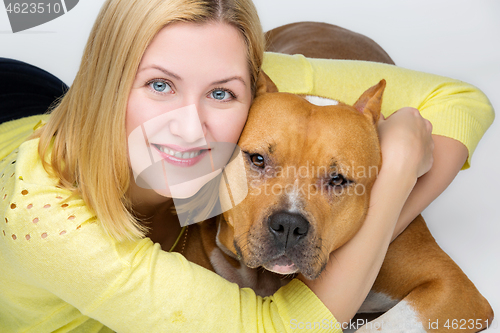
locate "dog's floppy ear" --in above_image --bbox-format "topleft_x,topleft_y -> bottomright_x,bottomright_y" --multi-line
255,70 -> 278,97
353,79 -> 386,124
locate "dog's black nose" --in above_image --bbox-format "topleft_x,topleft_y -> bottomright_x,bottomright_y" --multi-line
268,212 -> 309,249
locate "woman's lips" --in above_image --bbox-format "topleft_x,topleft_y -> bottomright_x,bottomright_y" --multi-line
152,143 -> 210,167
162,143 -> 208,153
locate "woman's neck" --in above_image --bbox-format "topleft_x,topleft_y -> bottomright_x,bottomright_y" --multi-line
128,176 -> 181,247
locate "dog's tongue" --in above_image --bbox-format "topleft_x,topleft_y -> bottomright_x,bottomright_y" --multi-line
266,256 -> 297,275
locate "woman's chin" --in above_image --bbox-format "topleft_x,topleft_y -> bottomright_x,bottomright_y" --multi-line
154,169 -> 222,199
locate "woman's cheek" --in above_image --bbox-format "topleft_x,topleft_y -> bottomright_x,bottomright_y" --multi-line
228,110 -> 249,144
125,90 -> 147,133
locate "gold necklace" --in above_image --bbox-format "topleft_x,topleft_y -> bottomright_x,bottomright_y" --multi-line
169,225 -> 188,253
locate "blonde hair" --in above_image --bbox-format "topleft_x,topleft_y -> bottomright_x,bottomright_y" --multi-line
31,0 -> 265,240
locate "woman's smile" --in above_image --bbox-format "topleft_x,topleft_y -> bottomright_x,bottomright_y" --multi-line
152,143 -> 210,167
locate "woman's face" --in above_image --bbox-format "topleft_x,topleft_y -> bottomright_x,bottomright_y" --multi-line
126,22 -> 252,199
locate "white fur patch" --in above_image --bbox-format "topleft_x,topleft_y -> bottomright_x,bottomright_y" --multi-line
287,178 -> 302,213
358,291 -> 399,313
355,300 -> 426,333
304,95 -> 339,106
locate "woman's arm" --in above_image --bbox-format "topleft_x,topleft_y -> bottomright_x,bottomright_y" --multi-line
2,140 -> 340,332
392,135 -> 468,240
262,51 -> 494,241
300,162 -> 413,324
262,52 -> 495,171
299,107 -> 434,324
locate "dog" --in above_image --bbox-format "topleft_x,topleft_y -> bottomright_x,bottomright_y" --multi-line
166,22 -> 494,332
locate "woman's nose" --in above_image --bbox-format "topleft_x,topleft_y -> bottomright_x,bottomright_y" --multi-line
168,103 -> 207,143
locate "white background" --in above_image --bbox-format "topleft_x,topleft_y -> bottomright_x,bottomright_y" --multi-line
1,0 -> 499,330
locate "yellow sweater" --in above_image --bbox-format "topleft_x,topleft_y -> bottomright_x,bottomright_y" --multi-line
0,52 -> 494,332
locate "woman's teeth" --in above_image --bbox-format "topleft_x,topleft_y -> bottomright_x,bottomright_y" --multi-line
158,145 -> 204,159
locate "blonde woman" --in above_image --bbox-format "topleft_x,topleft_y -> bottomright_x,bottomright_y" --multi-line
0,0 -> 493,332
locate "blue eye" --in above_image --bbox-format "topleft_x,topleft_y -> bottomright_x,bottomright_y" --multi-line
211,89 -> 233,101
148,80 -> 172,93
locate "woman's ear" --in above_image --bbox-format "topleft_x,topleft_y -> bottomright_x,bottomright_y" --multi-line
255,70 -> 278,98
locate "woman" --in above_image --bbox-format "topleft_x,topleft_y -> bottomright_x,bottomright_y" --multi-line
0,0 -> 492,332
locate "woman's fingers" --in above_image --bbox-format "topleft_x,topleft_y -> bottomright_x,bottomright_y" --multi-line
378,107 -> 434,178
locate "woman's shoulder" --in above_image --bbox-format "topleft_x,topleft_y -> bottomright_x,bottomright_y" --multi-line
0,114 -> 50,161
1,137 -> 98,246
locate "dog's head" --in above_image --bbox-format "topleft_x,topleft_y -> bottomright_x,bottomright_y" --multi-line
218,72 -> 384,279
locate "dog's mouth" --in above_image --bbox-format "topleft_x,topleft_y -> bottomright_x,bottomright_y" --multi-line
263,255 -> 298,275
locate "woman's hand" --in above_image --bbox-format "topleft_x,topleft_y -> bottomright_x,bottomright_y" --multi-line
378,107 -> 434,178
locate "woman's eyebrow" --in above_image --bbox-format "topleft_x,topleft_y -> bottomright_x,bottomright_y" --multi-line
138,65 -> 182,80
211,76 -> 247,87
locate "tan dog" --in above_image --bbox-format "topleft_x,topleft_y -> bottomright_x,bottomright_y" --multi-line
167,22 -> 494,332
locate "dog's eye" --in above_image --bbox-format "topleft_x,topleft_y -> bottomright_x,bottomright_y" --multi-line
250,154 -> 265,168
329,174 -> 349,187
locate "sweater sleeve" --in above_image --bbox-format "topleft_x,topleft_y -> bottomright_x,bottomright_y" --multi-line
0,139 -> 340,333
262,52 -> 495,170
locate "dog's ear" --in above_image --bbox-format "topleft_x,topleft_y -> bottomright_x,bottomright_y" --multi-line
255,70 -> 278,97
353,79 -> 386,124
